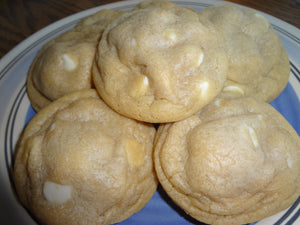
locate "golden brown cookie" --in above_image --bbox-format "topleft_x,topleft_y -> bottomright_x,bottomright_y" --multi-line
27,9 -> 123,112
14,89 -> 157,225
154,97 -> 300,225
93,1 -> 228,123
199,4 -> 290,102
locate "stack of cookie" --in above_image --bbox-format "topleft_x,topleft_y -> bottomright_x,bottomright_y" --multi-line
13,1 -> 300,225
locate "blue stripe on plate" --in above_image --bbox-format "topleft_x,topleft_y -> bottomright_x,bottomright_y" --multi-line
291,62 -> 300,82
273,24 -> 300,45
286,208 -> 300,225
274,197 -> 300,225
4,84 -> 26,185
174,1 -> 212,8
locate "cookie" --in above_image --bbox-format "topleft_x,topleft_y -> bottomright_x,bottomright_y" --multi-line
93,1 -> 228,123
154,97 -> 300,225
134,0 -> 185,10
199,4 -> 290,102
27,9 -> 123,111
13,89 -> 157,225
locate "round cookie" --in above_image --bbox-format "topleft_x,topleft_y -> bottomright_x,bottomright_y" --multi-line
93,2 -> 228,123
154,97 -> 300,225
27,9 -> 123,112
199,4 -> 290,102
13,89 -> 157,225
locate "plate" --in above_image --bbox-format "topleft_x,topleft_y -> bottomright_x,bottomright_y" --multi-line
0,0 -> 299,224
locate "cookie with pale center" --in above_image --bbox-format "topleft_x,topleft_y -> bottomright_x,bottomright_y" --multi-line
154,97 -> 300,225
14,89 -> 157,225
26,9 -> 123,111
199,4 -> 290,102
93,1 -> 228,123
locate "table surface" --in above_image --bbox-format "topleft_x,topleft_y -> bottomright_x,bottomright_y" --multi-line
0,0 -> 299,59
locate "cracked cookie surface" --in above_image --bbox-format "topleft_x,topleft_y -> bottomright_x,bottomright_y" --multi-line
27,9 -> 123,111
14,89 -> 157,225
154,97 -> 300,225
199,4 -> 290,102
93,1 -> 228,123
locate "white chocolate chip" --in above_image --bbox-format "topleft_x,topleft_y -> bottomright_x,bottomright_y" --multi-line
223,85 -> 245,95
124,138 -> 144,167
164,29 -> 177,42
248,126 -> 259,148
143,75 -> 149,86
214,99 -> 222,107
43,181 -> 72,204
50,123 -> 55,132
62,54 -> 77,71
254,13 -> 269,29
258,115 -> 264,121
287,153 -> 293,168
129,75 -> 149,97
196,52 -> 204,67
131,38 -> 136,46
197,81 -> 209,97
